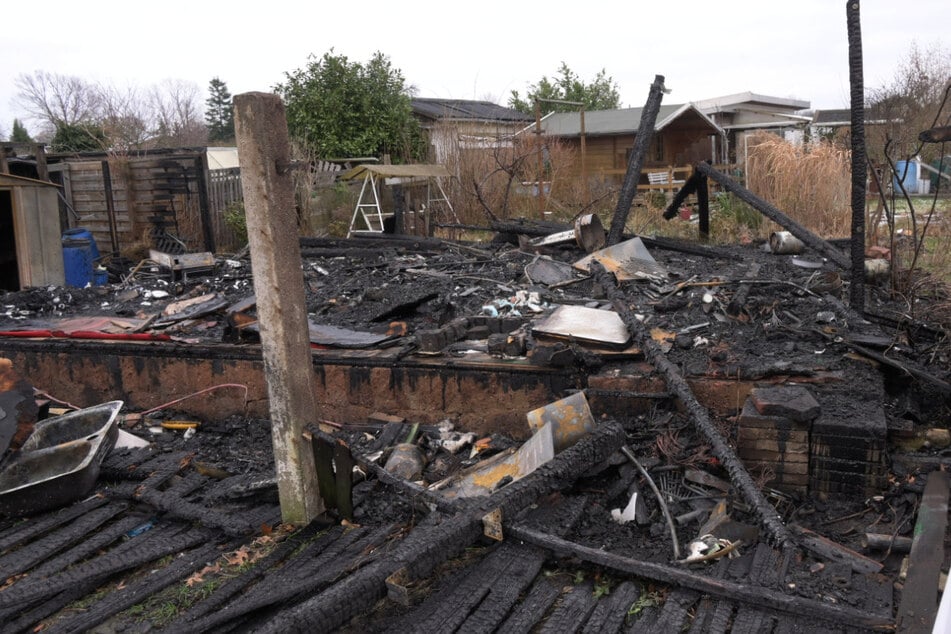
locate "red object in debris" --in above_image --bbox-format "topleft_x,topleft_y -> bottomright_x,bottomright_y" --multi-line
679,206 -> 691,220
0,330 -> 171,342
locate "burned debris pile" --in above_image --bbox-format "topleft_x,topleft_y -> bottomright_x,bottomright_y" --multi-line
0,206 -> 949,632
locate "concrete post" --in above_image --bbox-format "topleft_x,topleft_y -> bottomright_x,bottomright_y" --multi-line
233,92 -> 323,524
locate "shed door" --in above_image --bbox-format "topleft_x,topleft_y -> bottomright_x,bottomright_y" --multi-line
0,191 -> 19,291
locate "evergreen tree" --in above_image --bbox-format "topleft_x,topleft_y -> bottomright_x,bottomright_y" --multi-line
509,63 -> 621,114
275,50 -> 423,161
11,119 -> 32,142
205,77 -> 234,143
50,122 -> 106,152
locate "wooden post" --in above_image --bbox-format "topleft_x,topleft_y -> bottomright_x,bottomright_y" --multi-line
534,99 -> 545,216
233,92 -> 323,525
194,154 -> 217,254
846,0 -> 867,311
697,172 -> 710,240
101,160 -> 120,256
607,75 -> 666,246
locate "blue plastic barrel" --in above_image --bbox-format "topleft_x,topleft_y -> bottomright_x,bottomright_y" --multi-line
62,228 -> 101,263
62,238 -> 94,287
893,160 -> 919,193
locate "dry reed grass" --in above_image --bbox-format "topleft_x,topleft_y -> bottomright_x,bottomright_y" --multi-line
745,132 -> 852,240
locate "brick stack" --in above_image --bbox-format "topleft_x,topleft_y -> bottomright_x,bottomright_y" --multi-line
736,385 -> 820,495
809,396 -> 888,497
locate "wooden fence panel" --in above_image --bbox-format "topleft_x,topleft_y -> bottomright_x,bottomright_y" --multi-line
208,167 -> 244,252
66,160 -> 133,252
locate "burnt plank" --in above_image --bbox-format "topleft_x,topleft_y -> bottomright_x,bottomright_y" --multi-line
625,604 -> 659,633
459,496 -> 589,633
898,470 -> 950,633
538,580 -> 597,633
646,588 -> 699,634
31,514 -> 148,578
0,502 -> 127,576
686,596 -> 718,634
731,609 -> 775,634
851,572 -> 893,618
496,575 -> 562,634
0,524 -> 210,609
169,522 -> 339,628
730,543 -> 781,632
0,495 -> 108,553
41,542 -> 223,634
398,560 -> 492,633
397,543 -> 522,632
704,601 -> 736,634
179,525 -> 394,633
581,580 -> 640,634
458,543 -> 550,633
5,581 -> 111,632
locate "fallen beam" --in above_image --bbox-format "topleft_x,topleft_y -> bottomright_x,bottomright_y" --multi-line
591,263 -> 795,550
788,523 -> 882,574
918,126 -> 951,144
506,524 -> 893,631
727,262 -> 762,317
694,162 -> 851,270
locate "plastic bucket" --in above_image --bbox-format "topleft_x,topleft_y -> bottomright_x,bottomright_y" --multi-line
62,228 -> 101,262
93,269 -> 109,286
62,239 -> 94,287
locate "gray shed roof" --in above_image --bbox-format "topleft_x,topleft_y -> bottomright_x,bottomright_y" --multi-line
535,103 -> 723,138
411,98 -> 533,123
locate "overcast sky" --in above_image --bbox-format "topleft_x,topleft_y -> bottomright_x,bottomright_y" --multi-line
2,0 -> 948,137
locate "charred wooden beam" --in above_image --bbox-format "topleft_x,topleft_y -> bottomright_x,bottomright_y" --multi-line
639,235 -> 744,261
0,525 -> 212,609
41,542 -> 223,634
506,524 -> 893,631
608,75 -> 667,246
847,0 -> 867,310
169,520 -> 329,628
590,262 -> 795,550
662,171 -> 702,220
918,126 -> 951,144
697,171 -> 710,240
727,262 -> 762,317
694,162 -> 850,270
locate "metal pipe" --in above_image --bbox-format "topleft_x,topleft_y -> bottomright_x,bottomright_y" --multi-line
621,445 -> 680,559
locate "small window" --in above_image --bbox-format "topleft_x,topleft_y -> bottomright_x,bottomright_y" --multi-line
653,136 -> 664,162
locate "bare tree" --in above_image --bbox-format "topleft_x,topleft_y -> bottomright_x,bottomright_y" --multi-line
149,79 -> 207,147
96,83 -> 151,151
14,71 -> 102,133
868,41 -> 951,163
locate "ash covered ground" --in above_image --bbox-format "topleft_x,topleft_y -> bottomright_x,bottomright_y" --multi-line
2,230 -> 951,629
